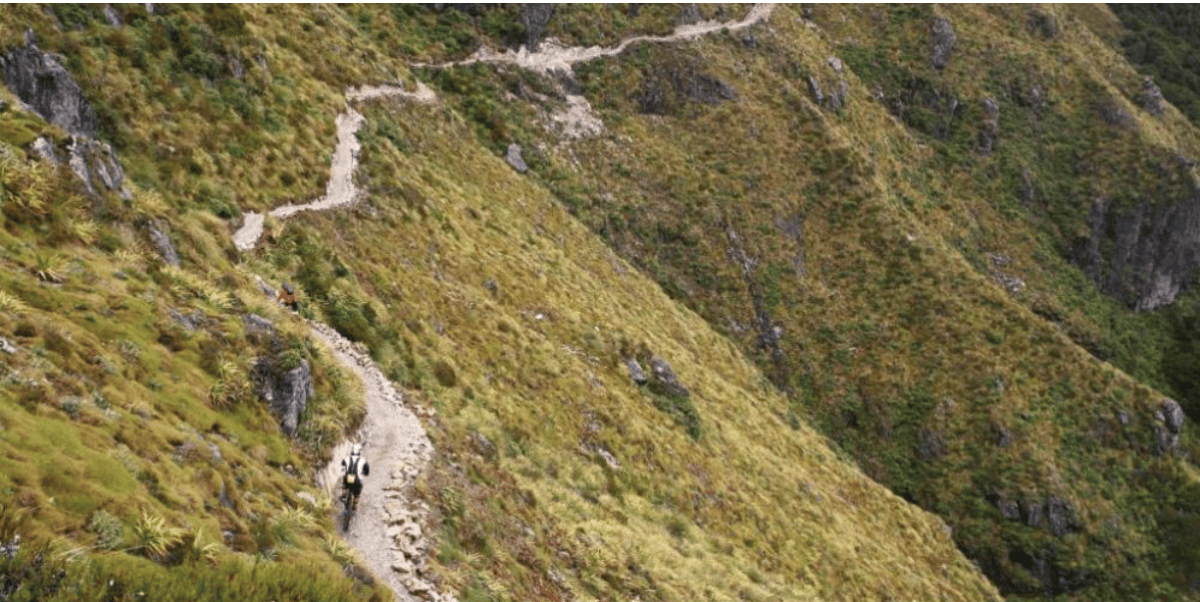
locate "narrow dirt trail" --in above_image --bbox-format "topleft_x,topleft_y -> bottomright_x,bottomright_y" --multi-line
442,4 -> 775,76
232,82 -> 436,252
310,323 -> 447,602
228,7 -> 776,601
431,4 -> 775,139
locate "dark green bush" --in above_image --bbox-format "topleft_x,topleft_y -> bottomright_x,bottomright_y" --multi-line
203,4 -> 247,37
432,360 -> 458,388
52,4 -> 98,30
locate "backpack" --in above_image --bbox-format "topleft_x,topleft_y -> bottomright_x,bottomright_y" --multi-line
344,456 -> 359,485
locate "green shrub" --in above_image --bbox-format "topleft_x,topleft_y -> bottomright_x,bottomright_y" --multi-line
51,4 -> 98,30
649,391 -> 702,440
432,359 -> 458,388
203,4 -> 247,36
86,510 -> 124,550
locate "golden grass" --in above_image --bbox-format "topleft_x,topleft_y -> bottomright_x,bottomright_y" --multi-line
0,3 -> 1196,601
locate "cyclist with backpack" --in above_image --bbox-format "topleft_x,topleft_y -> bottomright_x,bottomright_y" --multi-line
340,443 -> 370,512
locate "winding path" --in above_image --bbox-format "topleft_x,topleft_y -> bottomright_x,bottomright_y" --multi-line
445,4 -> 774,76
311,323 -> 444,602
231,83 -> 437,252
229,6 -> 776,602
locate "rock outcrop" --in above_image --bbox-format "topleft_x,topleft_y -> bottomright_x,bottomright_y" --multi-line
142,219 -> 181,267
519,4 -> 555,52
676,4 -> 702,26
978,97 -> 1000,156
982,489 -> 1088,594
1077,194 -> 1200,311
624,357 -> 648,385
67,137 -> 132,199
1138,76 -> 1165,117
1155,398 -> 1185,454
931,17 -> 956,70
986,491 -> 1079,536
637,58 -> 738,115
647,355 -> 690,398
5,42 -> 131,201
505,143 -> 528,173
255,358 -> 313,437
809,56 -> 850,112
1,40 -> 97,137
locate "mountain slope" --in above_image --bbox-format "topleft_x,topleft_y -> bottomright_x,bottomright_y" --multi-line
0,4 -> 1001,601
1,4 -> 1198,602
402,3 -> 1200,599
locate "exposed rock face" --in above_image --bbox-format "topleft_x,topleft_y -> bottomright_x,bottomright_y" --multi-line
505,143 -> 528,173
983,490 -> 1088,594
170,308 -> 205,331
930,17 -> 956,70
242,314 -> 276,341
647,355 -> 690,398
1139,76 -> 1165,117
810,56 -> 850,112
638,59 -> 738,115
32,134 -> 131,200
1077,194 -> 1200,311
4,43 -> 130,200
1098,97 -> 1134,129
143,219 -> 181,267
918,428 -> 945,460
254,276 -> 277,300
256,358 -> 313,437
1155,398 -> 1185,454
68,137 -> 132,199
103,5 -> 122,27
624,357 -> 648,385
978,97 -> 1000,156
987,491 -> 1079,536
520,4 -> 555,52
726,225 -> 791,391
676,4 -> 701,26
1,42 -> 98,137
31,137 -> 55,162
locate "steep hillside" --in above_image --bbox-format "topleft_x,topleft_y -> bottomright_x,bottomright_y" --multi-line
0,4 -> 999,602
0,4 -> 1198,602
449,4 -> 1199,599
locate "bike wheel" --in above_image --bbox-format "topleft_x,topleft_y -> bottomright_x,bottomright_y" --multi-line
340,491 -> 353,531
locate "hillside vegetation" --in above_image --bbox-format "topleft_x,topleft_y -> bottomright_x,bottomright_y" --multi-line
0,4 -> 1197,602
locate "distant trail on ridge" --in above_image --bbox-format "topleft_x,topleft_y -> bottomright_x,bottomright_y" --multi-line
433,4 -> 775,76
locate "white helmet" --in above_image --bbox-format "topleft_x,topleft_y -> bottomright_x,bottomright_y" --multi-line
351,444 -> 362,456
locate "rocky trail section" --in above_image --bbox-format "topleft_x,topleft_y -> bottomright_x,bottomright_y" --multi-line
310,322 -> 449,602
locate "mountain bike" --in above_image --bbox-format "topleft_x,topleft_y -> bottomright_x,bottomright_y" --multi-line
338,440 -> 367,532
339,487 -> 356,531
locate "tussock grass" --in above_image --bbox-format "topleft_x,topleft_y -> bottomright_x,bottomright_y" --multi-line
129,511 -> 184,561
2,3 -> 1198,601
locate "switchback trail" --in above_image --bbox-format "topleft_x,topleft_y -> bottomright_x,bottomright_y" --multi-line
231,82 -> 436,252
229,6 -> 776,601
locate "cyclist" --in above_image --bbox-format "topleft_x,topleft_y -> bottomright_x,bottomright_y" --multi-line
340,444 -> 370,511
